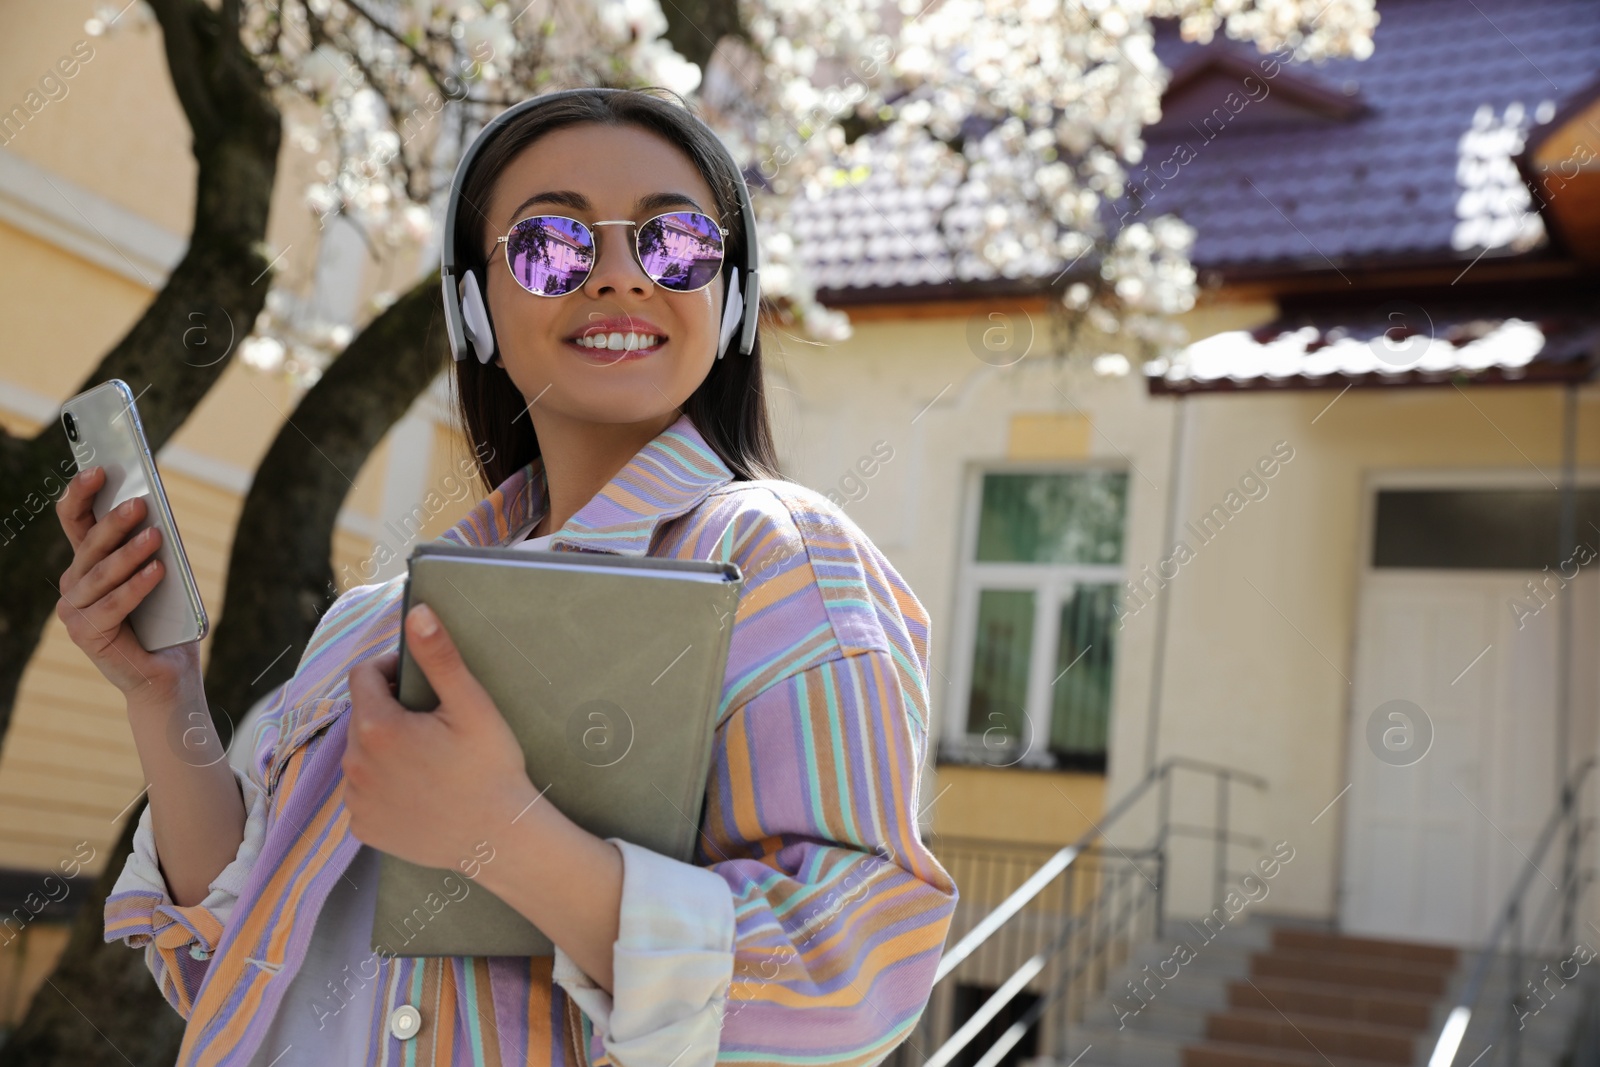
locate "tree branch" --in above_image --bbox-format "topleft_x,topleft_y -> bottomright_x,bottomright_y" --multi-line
145,0 -> 224,146
657,0 -> 747,75
342,0 -> 457,102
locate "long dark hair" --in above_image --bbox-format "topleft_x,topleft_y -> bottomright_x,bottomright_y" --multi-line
450,86 -> 782,494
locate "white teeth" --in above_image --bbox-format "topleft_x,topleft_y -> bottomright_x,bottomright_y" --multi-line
575,332 -> 660,350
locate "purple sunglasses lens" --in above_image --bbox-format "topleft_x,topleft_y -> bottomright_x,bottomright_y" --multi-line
638,212 -> 725,290
504,212 -> 724,295
506,216 -> 593,296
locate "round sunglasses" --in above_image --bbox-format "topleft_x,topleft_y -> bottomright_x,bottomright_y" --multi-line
494,211 -> 728,297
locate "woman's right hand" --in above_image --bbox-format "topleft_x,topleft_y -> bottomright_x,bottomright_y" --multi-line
54,465 -> 201,710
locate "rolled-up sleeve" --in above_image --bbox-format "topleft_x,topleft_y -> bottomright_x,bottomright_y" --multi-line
553,838 -> 736,1066
554,648 -> 958,1067
102,685 -> 286,1018
103,767 -> 271,1016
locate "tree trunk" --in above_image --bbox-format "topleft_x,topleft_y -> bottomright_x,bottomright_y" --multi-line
0,272 -> 450,1064
0,813 -> 186,1066
0,0 -> 280,736
202,272 -> 450,729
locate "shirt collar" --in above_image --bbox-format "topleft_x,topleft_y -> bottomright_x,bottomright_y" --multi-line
439,411 -> 736,557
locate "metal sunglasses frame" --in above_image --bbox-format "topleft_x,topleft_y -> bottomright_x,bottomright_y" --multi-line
494,210 -> 731,297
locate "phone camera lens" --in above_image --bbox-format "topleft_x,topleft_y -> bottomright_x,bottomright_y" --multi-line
62,412 -> 78,442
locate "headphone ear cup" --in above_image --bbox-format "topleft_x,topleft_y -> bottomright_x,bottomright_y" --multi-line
740,265 -> 760,356
443,271 -> 468,361
717,266 -> 743,361
460,270 -> 496,365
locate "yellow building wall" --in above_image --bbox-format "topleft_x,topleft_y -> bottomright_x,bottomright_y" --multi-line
769,294 -> 1278,869
932,765 -> 1106,847
1116,380 -> 1600,920
0,4 -> 195,237
765,290 -> 1600,927
0,215 -> 160,413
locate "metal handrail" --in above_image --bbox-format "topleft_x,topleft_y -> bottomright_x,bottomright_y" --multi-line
919,757 -> 1267,1067
1428,757 -> 1598,1067
1430,819 -> 1596,1067
932,861 -> 1151,1067
934,757 -> 1266,983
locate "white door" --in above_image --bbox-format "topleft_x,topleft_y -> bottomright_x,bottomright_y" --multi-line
1341,569 -> 1596,948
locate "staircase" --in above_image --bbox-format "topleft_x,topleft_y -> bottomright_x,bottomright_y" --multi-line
896,758 -> 1597,1067
1185,925 -> 1454,1067
1066,917 -> 1587,1067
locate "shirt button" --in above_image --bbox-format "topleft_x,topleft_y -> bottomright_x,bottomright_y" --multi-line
389,1004 -> 422,1041
189,945 -> 210,960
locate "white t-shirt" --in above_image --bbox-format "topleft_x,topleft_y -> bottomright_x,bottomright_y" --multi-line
248,845 -> 382,1065
511,530 -> 556,551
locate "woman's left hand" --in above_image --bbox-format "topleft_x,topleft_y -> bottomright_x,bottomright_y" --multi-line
344,603 -> 540,873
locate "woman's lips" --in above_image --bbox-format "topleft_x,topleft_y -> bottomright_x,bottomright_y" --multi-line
564,337 -> 663,363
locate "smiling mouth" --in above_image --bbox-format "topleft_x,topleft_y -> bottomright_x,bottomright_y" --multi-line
565,330 -> 666,359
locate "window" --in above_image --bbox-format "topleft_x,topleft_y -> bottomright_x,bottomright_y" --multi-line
1372,488 -> 1600,570
946,469 -> 1128,772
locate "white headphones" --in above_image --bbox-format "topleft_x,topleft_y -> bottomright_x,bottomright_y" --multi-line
441,89 -> 761,367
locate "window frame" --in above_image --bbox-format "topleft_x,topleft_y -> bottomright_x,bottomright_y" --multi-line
942,459 -> 1129,771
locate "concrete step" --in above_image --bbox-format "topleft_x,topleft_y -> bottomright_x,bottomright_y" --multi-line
1248,949 -> 1454,996
1060,998 -> 1579,1067
1128,937 -> 1263,976
1181,1040 -> 1420,1067
1082,997 -> 1212,1037
1059,1026 -> 1183,1067
1203,1008 -> 1420,1064
1269,928 -> 1459,969
1160,915 -> 1279,952
1225,976 -> 1438,1029
1023,918 -> 1593,1067
1079,919 -> 1473,1067
1447,988 -> 1591,1059
1088,928 -> 1264,1029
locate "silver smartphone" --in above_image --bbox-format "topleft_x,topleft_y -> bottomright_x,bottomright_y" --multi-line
59,379 -> 208,651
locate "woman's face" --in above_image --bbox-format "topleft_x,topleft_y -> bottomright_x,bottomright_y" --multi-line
479,122 -> 726,427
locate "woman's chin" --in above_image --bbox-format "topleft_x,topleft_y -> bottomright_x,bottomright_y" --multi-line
536,382 -> 690,426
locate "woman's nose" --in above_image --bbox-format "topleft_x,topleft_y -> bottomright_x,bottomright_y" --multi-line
583,224 -> 653,297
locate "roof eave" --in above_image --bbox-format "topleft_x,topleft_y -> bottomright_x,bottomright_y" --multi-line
1147,357 -> 1595,397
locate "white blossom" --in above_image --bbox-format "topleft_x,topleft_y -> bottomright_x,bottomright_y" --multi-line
112,0 -> 1375,381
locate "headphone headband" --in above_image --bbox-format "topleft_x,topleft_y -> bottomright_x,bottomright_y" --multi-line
440,87 -> 760,364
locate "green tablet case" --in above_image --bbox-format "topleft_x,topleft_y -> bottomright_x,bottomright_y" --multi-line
372,540 -> 744,957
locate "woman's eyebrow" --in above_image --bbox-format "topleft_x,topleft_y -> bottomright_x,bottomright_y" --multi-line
506,190 -> 706,227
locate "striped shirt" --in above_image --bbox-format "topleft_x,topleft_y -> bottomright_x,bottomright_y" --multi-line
105,411 -> 959,1067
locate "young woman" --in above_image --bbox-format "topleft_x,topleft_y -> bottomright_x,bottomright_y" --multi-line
57,87 -> 957,1066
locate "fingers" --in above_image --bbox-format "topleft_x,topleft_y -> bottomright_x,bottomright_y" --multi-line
79,495 -> 151,575
55,466 -> 104,551
59,493 -> 150,594
56,555 -> 162,652
404,604 -> 493,720
63,522 -> 162,611
347,657 -> 403,745
344,657 -> 414,806
371,651 -> 399,681
348,658 -> 399,720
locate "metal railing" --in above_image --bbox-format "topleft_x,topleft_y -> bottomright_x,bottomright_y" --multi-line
1428,757 -> 1598,1067
889,757 -> 1267,1067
